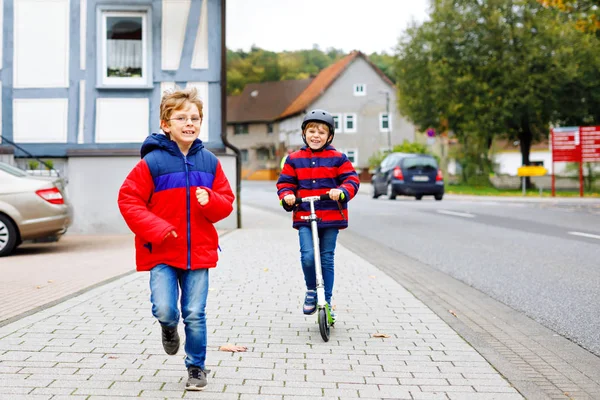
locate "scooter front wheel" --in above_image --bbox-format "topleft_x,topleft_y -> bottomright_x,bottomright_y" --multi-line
318,308 -> 330,342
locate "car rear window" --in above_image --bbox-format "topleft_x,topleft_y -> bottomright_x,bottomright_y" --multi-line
0,162 -> 29,177
402,156 -> 438,171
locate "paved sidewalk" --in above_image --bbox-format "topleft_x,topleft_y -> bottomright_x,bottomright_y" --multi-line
0,206 -> 522,399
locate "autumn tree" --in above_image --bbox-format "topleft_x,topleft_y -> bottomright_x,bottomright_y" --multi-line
395,0 -> 600,183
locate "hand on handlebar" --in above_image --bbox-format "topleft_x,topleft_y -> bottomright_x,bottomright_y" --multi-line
283,194 -> 296,206
327,189 -> 343,201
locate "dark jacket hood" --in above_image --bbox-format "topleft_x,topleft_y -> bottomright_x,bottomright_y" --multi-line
300,145 -> 336,153
140,133 -> 204,158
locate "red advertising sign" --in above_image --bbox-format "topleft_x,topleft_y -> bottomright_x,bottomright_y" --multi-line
551,127 -> 581,162
580,126 -> 600,162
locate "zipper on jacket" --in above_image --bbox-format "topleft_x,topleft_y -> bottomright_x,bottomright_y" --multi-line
184,155 -> 191,270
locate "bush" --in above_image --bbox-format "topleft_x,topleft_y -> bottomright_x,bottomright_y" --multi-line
28,160 -> 39,170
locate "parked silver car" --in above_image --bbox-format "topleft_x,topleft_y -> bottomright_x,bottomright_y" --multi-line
0,161 -> 73,256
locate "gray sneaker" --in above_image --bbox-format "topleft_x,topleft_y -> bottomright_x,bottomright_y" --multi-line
185,366 -> 210,391
160,325 -> 180,355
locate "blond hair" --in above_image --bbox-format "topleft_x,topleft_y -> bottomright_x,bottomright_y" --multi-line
303,121 -> 330,134
160,87 -> 204,137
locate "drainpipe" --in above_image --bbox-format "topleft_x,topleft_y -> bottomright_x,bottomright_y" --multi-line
220,0 -> 242,229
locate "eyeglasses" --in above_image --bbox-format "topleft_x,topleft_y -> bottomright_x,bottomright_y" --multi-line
169,116 -> 202,125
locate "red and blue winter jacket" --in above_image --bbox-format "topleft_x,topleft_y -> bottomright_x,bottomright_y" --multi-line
118,134 -> 234,271
276,145 -> 360,229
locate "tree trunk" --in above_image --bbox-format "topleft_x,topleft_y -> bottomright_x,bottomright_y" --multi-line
519,126 -> 534,189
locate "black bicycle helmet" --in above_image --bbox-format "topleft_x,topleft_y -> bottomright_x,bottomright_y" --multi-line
301,109 -> 335,135
301,109 -> 335,151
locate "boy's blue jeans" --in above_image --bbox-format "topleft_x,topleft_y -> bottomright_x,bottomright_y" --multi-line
149,264 -> 209,369
298,226 -> 339,304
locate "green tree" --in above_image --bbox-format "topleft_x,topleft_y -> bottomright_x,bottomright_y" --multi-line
395,0 -> 600,185
226,46 -> 393,95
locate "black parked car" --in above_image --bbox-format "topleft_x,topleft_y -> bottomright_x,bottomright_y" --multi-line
372,153 -> 444,201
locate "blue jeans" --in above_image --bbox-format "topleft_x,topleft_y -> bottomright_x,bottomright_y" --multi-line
298,226 -> 339,304
149,264 -> 209,369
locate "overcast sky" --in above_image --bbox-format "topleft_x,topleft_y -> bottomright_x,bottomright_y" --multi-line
226,0 -> 431,54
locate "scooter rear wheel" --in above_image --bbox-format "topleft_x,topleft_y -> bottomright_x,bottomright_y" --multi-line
318,308 -> 330,342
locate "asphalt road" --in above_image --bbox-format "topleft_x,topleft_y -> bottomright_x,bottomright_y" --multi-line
242,180 -> 600,356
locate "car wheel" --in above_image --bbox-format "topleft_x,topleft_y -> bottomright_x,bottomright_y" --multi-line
0,214 -> 18,257
415,195 -> 423,200
371,184 -> 380,199
434,194 -> 444,201
386,183 -> 397,200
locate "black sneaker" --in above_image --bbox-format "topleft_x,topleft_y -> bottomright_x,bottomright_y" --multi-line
160,325 -> 180,355
186,366 -> 210,391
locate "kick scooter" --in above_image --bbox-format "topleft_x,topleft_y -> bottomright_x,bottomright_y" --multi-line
293,193 -> 344,342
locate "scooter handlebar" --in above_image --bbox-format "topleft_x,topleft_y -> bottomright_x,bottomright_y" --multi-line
294,194 -> 332,204
279,192 -> 345,208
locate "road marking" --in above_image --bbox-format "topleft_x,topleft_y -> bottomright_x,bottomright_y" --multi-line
437,210 -> 475,218
568,231 -> 600,240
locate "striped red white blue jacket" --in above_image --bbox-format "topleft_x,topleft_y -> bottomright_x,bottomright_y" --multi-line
276,145 -> 360,229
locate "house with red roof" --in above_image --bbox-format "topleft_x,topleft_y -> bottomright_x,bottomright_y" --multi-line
227,51 -> 416,179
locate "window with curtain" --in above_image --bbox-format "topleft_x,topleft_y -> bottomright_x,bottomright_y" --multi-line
106,16 -> 143,78
99,8 -> 152,88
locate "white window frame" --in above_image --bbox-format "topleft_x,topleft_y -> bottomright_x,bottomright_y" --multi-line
379,112 -> 392,132
344,113 -> 357,133
353,84 -> 366,96
97,6 -> 153,89
339,148 -> 358,166
332,113 -> 342,133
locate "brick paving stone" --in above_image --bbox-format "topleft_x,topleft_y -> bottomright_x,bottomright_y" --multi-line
0,206 -> 525,399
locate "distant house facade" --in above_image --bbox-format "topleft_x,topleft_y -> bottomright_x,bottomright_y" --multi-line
0,0 -> 236,232
226,79 -> 311,179
227,51 -> 416,179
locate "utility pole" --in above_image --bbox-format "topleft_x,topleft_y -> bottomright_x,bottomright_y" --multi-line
385,91 -> 391,151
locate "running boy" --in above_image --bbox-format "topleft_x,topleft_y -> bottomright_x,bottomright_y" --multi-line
276,109 -> 360,321
118,87 -> 234,391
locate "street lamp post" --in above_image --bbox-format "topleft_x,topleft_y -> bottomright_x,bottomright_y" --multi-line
379,90 -> 392,152
385,91 -> 391,151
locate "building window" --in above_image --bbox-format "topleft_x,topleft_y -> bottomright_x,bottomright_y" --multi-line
98,7 -> 153,88
332,114 -> 342,132
339,149 -> 358,166
344,114 -> 357,133
234,124 -> 249,135
240,149 -> 249,163
256,147 -> 271,161
379,112 -> 392,132
267,123 -> 274,135
353,84 -> 366,96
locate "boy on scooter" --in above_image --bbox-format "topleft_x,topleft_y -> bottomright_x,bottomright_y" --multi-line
276,109 -> 360,322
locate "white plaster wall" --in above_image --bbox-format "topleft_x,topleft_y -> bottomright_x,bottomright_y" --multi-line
160,81 -> 177,95
13,99 -> 68,143
95,98 -> 149,143
161,0 -> 190,70
191,0 -> 209,69
14,0 -> 70,88
186,82 -> 209,141
279,115 -> 304,147
67,156 -> 140,234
